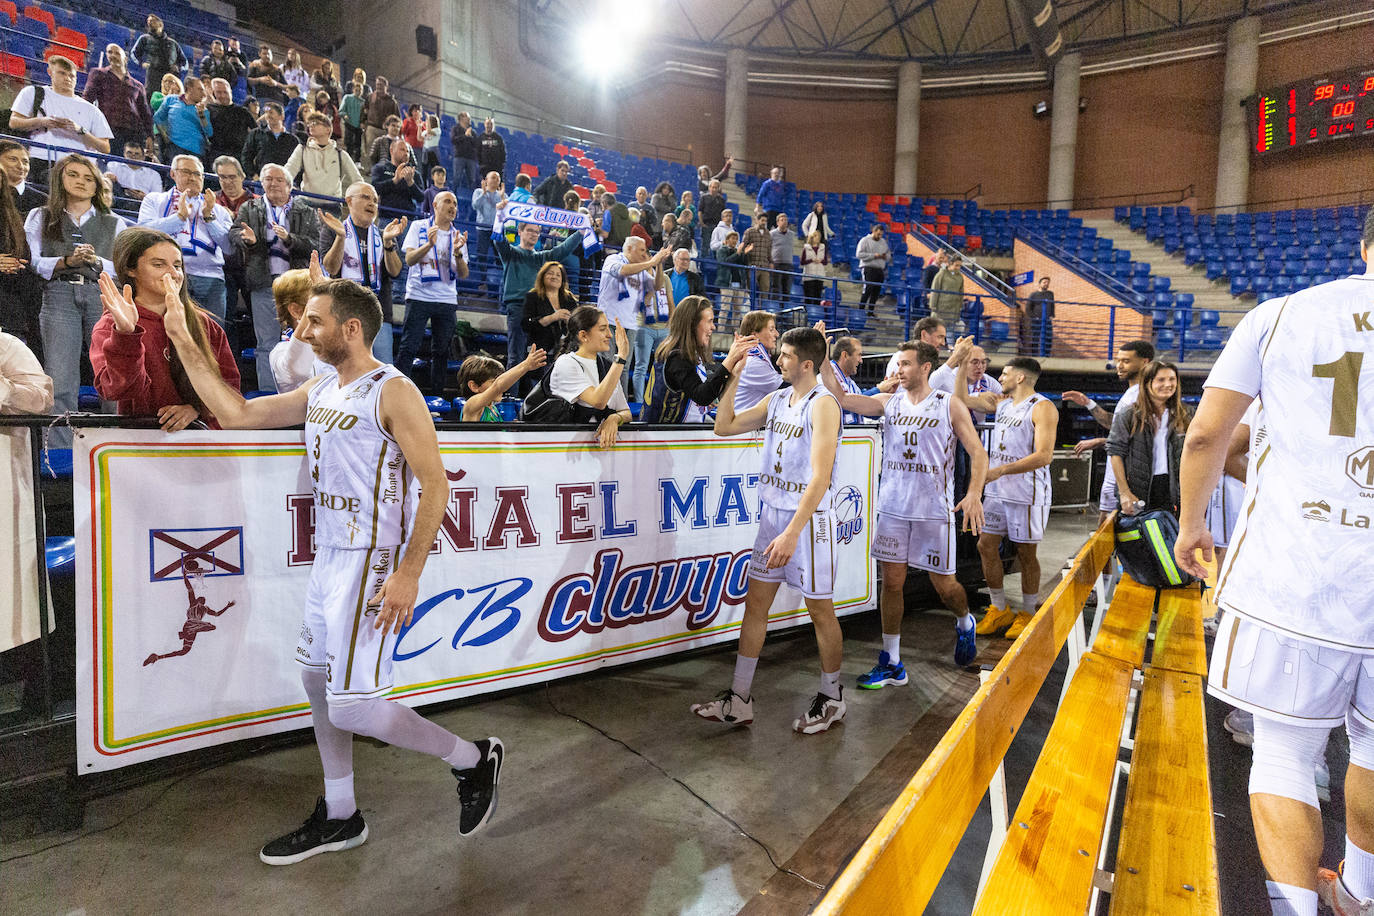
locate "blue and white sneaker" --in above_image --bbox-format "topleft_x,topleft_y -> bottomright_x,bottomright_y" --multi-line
954,621 -> 978,667
857,652 -> 908,689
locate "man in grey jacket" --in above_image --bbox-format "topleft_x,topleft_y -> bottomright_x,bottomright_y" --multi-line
928,255 -> 965,337
855,224 -> 892,315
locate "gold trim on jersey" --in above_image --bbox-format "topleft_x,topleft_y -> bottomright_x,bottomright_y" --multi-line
368,447 -> 387,548
342,546 -> 376,691
1216,444 -> 1270,599
374,547 -> 399,686
1258,295 -> 1291,366
1219,613 -> 1239,690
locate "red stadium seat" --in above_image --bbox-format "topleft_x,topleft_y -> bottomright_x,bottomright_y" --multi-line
22,4 -> 53,34
552,143 -> 569,156
1,52 -> 25,77
0,1 -> 17,25
966,235 -> 983,251
44,42 -> 82,68
950,224 -> 966,236
875,211 -> 891,223
573,185 -> 589,200
923,204 -> 938,216
54,26 -> 86,52
882,195 -> 896,205
920,222 -> 935,232
587,167 -> 605,182
935,213 -> 950,224
896,196 -> 910,206
934,223 -> 949,236
864,196 -> 880,212
602,179 -> 617,193
519,163 -> 539,178
890,222 -> 906,234
568,147 -> 584,158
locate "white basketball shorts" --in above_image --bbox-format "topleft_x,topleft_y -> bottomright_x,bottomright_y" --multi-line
1206,476 -> 1244,550
297,544 -> 401,698
982,499 -> 1049,544
873,513 -> 956,575
748,504 -> 836,600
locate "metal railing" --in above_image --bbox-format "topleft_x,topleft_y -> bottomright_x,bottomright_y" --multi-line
985,184 -> 1195,211
1014,228 -> 1144,305
1193,187 -> 1374,215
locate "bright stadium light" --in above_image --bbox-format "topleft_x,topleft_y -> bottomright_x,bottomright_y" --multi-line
581,0 -> 651,78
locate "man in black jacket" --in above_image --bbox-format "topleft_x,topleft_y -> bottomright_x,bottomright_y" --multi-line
477,118 -> 505,182
698,179 -> 726,253
450,111 -> 480,196
534,160 -> 573,207
199,39 -> 245,83
370,139 -> 425,216
130,15 -> 186,102
240,103 -> 299,179
206,78 -> 255,168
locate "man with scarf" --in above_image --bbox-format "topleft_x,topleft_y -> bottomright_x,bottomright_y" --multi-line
137,154 -> 235,322
321,181 -> 407,364
596,235 -> 668,402
491,210 -> 586,392
395,191 -> 469,394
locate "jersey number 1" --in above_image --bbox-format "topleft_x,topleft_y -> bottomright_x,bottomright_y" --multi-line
1312,352 -> 1363,437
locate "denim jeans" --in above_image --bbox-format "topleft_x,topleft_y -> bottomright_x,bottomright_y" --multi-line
39,280 -> 103,449
248,287 -> 281,392
372,318 -> 394,364
186,274 -> 227,324
633,324 -> 668,402
454,158 -> 480,197
504,299 -> 528,379
396,298 -> 457,395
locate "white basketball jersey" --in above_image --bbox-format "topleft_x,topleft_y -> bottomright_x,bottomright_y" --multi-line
878,388 -> 955,520
986,394 -> 1051,505
305,364 -> 415,550
758,385 -> 840,512
1210,275 -> 1374,648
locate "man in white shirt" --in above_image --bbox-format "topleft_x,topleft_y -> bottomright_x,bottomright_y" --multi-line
283,113 -> 363,200
596,235 -> 667,401
8,56 -> 112,178
105,140 -> 164,202
138,155 -> 235,321
321,181 -> 407,365
396,191 -> 468,394
710,207 -> 735,253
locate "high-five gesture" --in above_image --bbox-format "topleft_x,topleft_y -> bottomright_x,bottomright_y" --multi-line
724,334 -> 758,373
309,249 -> 326,284
613,318 -> 630,360
96,273 -> 139,334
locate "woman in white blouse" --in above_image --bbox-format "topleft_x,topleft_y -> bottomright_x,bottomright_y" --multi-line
548,305 -> 632,448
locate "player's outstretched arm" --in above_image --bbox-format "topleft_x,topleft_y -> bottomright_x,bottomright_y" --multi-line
713,369 -> 771,436
950,398 -> 987,534
820,357 -> 888,417
1176,387 -> 1253,578
461,346 -> 547,421
764,396 -> 840,569
953,353 -> 1000,415
1062,390 -> 1113,429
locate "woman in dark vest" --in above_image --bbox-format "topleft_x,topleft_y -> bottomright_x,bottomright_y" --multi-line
23,153 -> 128,445
645,295 -> 754,423
1107,360 -> 1191,515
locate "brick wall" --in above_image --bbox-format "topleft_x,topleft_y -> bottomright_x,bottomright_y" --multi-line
1013,239 -> 1150,360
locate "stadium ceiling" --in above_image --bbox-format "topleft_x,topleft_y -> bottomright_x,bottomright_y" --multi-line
533,0 -> 1333,67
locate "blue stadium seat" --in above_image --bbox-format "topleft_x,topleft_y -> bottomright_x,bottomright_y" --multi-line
1198,309 -> 1220,328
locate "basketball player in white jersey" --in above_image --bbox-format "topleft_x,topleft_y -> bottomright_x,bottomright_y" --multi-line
957,356 -> 1059,639
695,326 -> 847,733
1062,339 -> 1155,520
1176,212 -> 1374,916
103,271 -> 506,863
820,339 -> 987,683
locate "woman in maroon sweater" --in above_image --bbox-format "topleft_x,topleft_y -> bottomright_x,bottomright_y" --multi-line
91,227 -> 240,430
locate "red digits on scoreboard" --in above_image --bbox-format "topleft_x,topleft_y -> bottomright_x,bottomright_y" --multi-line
1333,101 -> 1356,118
1315,84 -> 1335,101
1364,76 -> 1374,93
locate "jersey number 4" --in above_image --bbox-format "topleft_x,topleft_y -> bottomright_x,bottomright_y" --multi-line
1312,352 -> 1364,437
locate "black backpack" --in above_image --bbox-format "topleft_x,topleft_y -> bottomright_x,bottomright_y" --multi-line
641,353 -> 691,423
520,353 -> 616,424
0,86 -> 44,135
1114,509 -> 1196,588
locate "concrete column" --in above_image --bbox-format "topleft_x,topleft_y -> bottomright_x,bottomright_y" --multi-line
723,48 -> 748,163
1214,16 -> 1260,213
1046,52 -> 1081,208
893,60 -> 922,195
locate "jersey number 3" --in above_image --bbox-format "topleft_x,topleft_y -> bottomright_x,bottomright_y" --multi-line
1312,351 -> 1364,438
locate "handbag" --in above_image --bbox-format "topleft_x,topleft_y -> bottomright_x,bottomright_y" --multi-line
520,354 -> 615,424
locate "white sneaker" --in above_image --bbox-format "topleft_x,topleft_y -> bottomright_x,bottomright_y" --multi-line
793,688 -> 846,734
691,689 -> 754,725
1223,708 -> 1254,748
1317,864 -> 1374,916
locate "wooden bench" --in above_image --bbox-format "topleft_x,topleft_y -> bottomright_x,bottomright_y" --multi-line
813,528 -> 1219,915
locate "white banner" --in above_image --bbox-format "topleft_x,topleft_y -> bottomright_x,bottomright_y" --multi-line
75,426 -> 879,772
494,201 -> 601,253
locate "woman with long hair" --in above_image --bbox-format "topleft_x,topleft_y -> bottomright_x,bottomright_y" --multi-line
456,349 -> 547,422
547,305 -> 632,448
676,190 -> 696,228
91,226 -> 239,430
0,150 -> 39,353
313,89 -> 342,141
521,261 -> 577,357
1107,360 -> 1190,514
310,58 -> 342,104
282,48 -> 311,98
643,295 -> 754,423
801,229 -> 829,306
802,201 -> 833,242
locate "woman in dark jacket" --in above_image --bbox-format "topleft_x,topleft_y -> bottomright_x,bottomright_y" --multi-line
1107,360 -> 1190,515
521,261 -> 577,358
646,295 -> 753,422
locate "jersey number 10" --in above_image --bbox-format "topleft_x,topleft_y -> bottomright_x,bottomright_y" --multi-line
1312,351 -> 1364,438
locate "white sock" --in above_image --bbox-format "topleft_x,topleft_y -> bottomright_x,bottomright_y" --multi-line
731,654 -> 758,700
1345,836 -> 1374,899
1022,592 -> 1039,614
956,613 -> 975,632
989,588 -> 1006,609
1265,881 -> 1318,916
323,774 -> 356,820
442,735 -> 482,771
881,633 -> 901,659
820,669 -> 841,701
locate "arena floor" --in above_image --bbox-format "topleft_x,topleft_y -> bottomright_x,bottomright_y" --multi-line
0,511 -> 1352,915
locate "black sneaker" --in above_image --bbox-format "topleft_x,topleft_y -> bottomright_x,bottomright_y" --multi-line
258,797 -> 367,865
453,737 -> 504,837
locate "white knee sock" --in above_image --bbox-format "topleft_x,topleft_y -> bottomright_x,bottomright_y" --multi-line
443,735 -> 481,771
881,634 -> 901,659
1022,592 -> 1039,614
302,669 -> 355,819
1345,836 -> 1374,900
322,774 -> 356,820
1265,881 -> 1317,916
820,669 -> 841,701
988,588 -> 1006,609
732,654 -> 758,700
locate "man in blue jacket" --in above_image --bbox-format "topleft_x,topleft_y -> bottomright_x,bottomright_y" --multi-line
756,166 -> 785,230
153,76 -> 212,161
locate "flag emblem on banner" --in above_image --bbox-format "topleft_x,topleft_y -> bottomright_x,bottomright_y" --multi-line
148,527 -> 245,582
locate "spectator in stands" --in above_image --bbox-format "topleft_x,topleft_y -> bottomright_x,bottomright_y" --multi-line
471,171 -> 505,261
153,77 -> 213,162
657,212 -> 691,256
340,79 -> 367,162
492,210 -> 584,385
422,115 -> 442,177
289,101 -> 312,144
423,167 -> 448,217
921,249 -> 946,306
733,309 -> 782,410
1021,275 -> 1055,357
138,154 -> 235,321
740,207 -> 772,301
313,90 -> 343,142
676,190 -> 697,229
367,116 -> 413,175
261,266 -> 315,392
284,113 -> 362,201
361,76 -> 400,172
710,207 -> 734,253
131,15 -> 187,103
856,223 -> 892,315
627,208 -> 652,247
370,139 -> 424,216
206,79 -> 255,169
245,98 -> 260,125
521,261 -> 576,359
1107,360 -> 1189,515
311,60 -> 342,104
150,73 -> 181,119
230,164 -> 320,389
199,39 -> 245,84
801,229 -> 828,306
509,173 -> 533,203
647,295 -> 755,422
770,213 -> 796,300
600,193 -> 633,249
401,105 -> 425,160
598,235 -> 668,401
714,229 -> 751,319
212,156 -> 253,321
1,141 -> 45,215
827,335 -> 877,425
477,117 -> 505,182
85,45 -> 154,156
928,253 -> 964,334
756,166 -> 784,229
24,154 -> 127,445
457,349 -> 547,421
10,57 -> 113,174
635,186 -> 659,235
651,182 -> 676,223
320,181 -> 406,363
246,46 -> 287,105
0,157 -> 39,353
281,49 -> 311,99
802,201 -> 833,242
535,160 -> 574,208
676,209 -> 698,255
698,180 -> 726,252
450,112 -> 480,194
585,184 -> 607,239
397,192 -> 468,394
956,344 -> 1002,423
697,159 -> 731,196
105,141 -> 163,202
666,248 -> 704,304
90,227 -> 238,429
554,189 -> 585,293
282,85 -> 303,129
548,306 -> 632,448
240,102 -> 298,179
